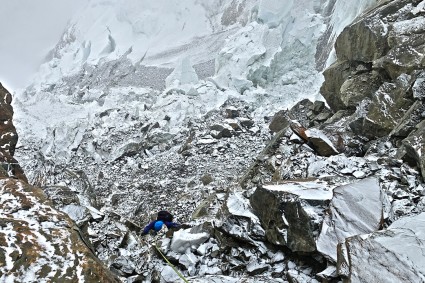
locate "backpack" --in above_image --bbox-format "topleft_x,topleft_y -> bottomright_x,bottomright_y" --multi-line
157,210 -> 173,222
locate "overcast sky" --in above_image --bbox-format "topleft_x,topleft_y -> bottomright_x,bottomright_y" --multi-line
0,0 -> 86,92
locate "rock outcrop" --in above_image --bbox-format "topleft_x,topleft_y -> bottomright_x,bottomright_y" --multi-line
0,83 -> 26,182
320,0 -> 425,174
0,178 -> 119,282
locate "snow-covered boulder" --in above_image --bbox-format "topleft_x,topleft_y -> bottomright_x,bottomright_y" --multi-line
170,229 -> 210,254
317,178 -> 386,262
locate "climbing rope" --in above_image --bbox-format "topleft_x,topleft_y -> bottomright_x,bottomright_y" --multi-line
138,234 -> 189,283
153,243 -> 189,283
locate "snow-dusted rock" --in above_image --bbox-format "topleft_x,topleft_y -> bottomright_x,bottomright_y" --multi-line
159,265 -> 181,283
338,213 -> 425,282
170,229 -> 210,254
0,178 -> 119,282
413,72 -> 425,100
391,100 -> 425,138
317,178 -> 385,262
210,124 -> 234,139
269,110 -> 290,133
220,192 -> 265,243
179,252 -> 199,275
251,181 -> 333,252
246,259 -> 269,275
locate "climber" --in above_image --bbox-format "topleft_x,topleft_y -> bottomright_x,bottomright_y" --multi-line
141,210 -> 180,236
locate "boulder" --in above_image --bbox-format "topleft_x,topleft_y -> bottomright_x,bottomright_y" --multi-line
305,128 -> 339,157
225,106 -> 239,118
347,74 -> 414,139
412,71 -> 425,99
269,110 -> 290,133
238,117 -> 254,128
111,140 -> 143,161
210,124 -> 234,138
251,181 -> 333,252
0,178 -> 119,282
317,178 -> 385,262
220,192 -> 265,243
338,213 -> 425,282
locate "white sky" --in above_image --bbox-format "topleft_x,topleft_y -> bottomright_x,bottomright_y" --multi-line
0,0 -> 86,92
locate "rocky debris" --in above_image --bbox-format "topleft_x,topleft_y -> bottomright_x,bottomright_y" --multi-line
316,178 -> 385,262
0,178 -> 119,282
0,83 -> 26,182
338,212 -> 425,282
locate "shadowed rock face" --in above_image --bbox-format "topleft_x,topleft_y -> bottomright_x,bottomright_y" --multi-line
251,181 -> 333,253
0,83 -> 27,182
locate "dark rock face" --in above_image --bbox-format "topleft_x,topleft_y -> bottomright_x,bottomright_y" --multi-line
251,181 -> 332,252
0,83 -> 27,182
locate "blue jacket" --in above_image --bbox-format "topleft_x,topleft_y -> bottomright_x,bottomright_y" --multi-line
141,220 -> 180,235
